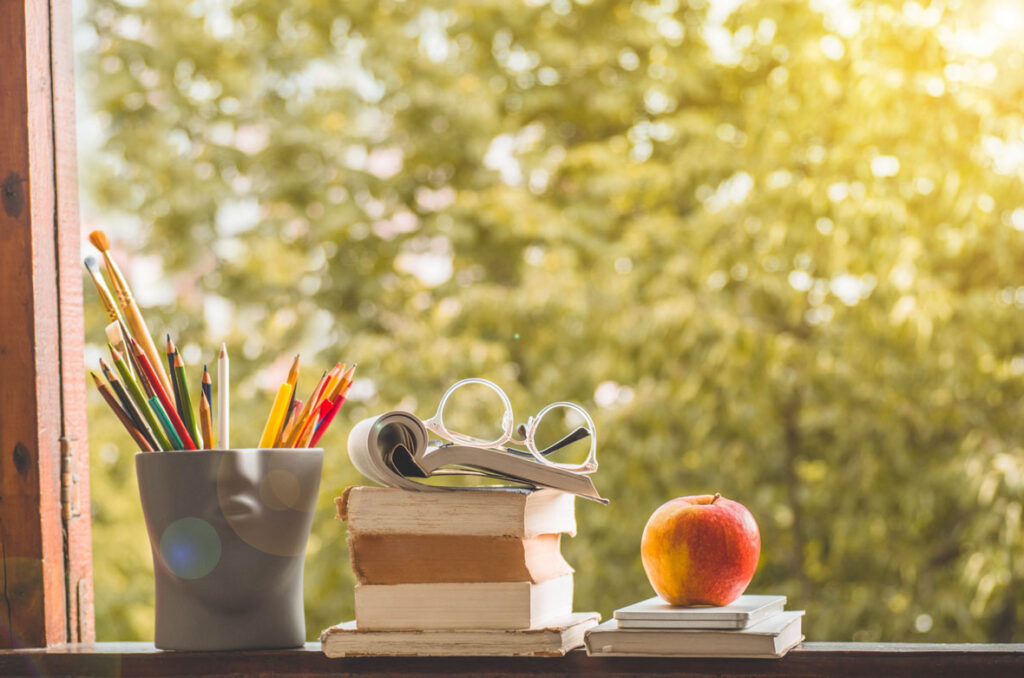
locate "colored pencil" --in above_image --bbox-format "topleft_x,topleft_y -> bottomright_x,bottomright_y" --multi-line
100,358 -> 156,449
100,358 -> 142,429
272,355 -> 301,447
306,363 -> 356,445
91,372 -> 154,452
280,399 -> 303,445
330,363 -> 357,401
218,344 -> 230,448
283,371 -> 329,448
174,352 -> 201,446
166,336 -> 184,422
106,320 -> 141,384
110,345 -> 171,451
130,337 -> 196,450
89,230 -> 174,397
150,396 -> 184,450
310,384 -> 354,448
200,391 -> 213,450
297,411 -> 321,448
258,382 -> 293,448
202,365 -> 212,408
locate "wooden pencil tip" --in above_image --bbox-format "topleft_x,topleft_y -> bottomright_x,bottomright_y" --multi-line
88,230 -> 110,252
89,371 -> 103,385
174,352 -> 184,367
220,343 -> 227,357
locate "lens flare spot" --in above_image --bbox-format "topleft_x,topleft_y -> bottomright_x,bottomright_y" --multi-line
159,517 -> 221,579
259,469 -> 301,510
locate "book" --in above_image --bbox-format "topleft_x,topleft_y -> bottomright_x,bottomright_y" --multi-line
321,612 -> 600,657
347,410 -> 607,503
348,532 -> 573,584
337,486 -> 577,538
614,594 -> 786,630
354,574 -> 575,630
584,610 -> 805,658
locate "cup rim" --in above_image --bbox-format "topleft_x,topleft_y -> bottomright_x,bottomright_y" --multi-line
135,448 -> 323,458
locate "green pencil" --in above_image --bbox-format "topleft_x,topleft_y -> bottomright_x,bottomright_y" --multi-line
110,344 -> 171,451
174,352 -> 202,447
150,396 -> 184,449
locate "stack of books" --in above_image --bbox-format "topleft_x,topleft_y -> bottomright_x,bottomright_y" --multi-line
585,595 -> 804,658
320,486 -> 599,657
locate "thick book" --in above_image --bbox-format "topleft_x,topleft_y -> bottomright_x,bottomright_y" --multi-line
349,532 -> 573,584
321,612 -> 600,657
354,574 -> 575,630
585,610 -> 805,658
614,595 -> 786,630
347,410 -> 607,503
337,486 -> 577,538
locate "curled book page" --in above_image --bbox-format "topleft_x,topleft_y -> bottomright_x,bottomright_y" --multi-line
347,411 -> 608,503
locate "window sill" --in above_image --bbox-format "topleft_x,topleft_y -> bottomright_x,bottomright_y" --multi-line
2,642 -> 1024,677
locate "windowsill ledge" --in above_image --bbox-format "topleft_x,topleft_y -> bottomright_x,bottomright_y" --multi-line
3,641 -> 1024,677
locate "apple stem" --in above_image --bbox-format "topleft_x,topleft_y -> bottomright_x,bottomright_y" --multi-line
711,492 -> 721,504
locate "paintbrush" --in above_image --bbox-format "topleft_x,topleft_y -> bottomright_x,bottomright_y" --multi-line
88,229 -> 174,397
83,256 -> 123,325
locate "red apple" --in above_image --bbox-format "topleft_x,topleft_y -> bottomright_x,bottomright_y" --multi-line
641,493 -> 760,606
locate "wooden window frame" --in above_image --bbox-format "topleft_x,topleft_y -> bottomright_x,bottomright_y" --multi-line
0,0 -> 93,649
0,2 -> 1023,675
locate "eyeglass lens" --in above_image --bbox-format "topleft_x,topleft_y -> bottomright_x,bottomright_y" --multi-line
529,403 -> 594,469
437,380 -> 511,445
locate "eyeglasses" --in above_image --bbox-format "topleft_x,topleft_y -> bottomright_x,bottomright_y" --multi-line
422,378 -> 598,474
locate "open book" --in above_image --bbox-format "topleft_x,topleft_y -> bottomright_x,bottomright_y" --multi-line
347,411 -> 607,503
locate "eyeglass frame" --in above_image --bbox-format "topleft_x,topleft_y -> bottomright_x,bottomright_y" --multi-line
422,378 -> 598,474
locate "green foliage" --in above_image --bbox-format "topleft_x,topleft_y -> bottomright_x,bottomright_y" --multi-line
79,0 -> 1024,641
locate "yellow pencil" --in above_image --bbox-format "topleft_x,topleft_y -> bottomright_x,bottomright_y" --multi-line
199,392 -> 213,450
272,355 -> 301,448
258,382 -> 293,448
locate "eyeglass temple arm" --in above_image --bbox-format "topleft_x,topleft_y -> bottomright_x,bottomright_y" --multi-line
513,426 -> 590,457
428,427 -> 591,457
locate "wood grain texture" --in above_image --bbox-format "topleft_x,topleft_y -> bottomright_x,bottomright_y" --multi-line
1,643 -> 1024,678
49,0 -> 94,645
0,0 -> 93,648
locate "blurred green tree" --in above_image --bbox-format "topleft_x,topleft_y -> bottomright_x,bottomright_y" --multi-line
78,0 -> 1024,641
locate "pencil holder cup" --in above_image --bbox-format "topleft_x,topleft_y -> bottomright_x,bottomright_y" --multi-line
136,448 -> 323,651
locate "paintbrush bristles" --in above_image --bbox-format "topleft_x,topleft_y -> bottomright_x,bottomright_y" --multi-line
88,230 -> 111,252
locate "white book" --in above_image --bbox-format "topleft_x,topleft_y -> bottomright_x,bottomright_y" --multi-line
354,574 -> 574,630
321,612 -> 599,657
614,594 -> 786,630
585,610 -> 805,658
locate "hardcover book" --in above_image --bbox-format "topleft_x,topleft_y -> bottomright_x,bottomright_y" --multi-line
321,612 -> 600,657
348,532 -> 573,585
614,594 -> 787,630
585,610 -> 805,658
337,486 -> 577,538
354,574 -> 575,631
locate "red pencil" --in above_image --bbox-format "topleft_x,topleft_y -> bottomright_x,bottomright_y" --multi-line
309,395 -> 346,447
129,337 -> 197,450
